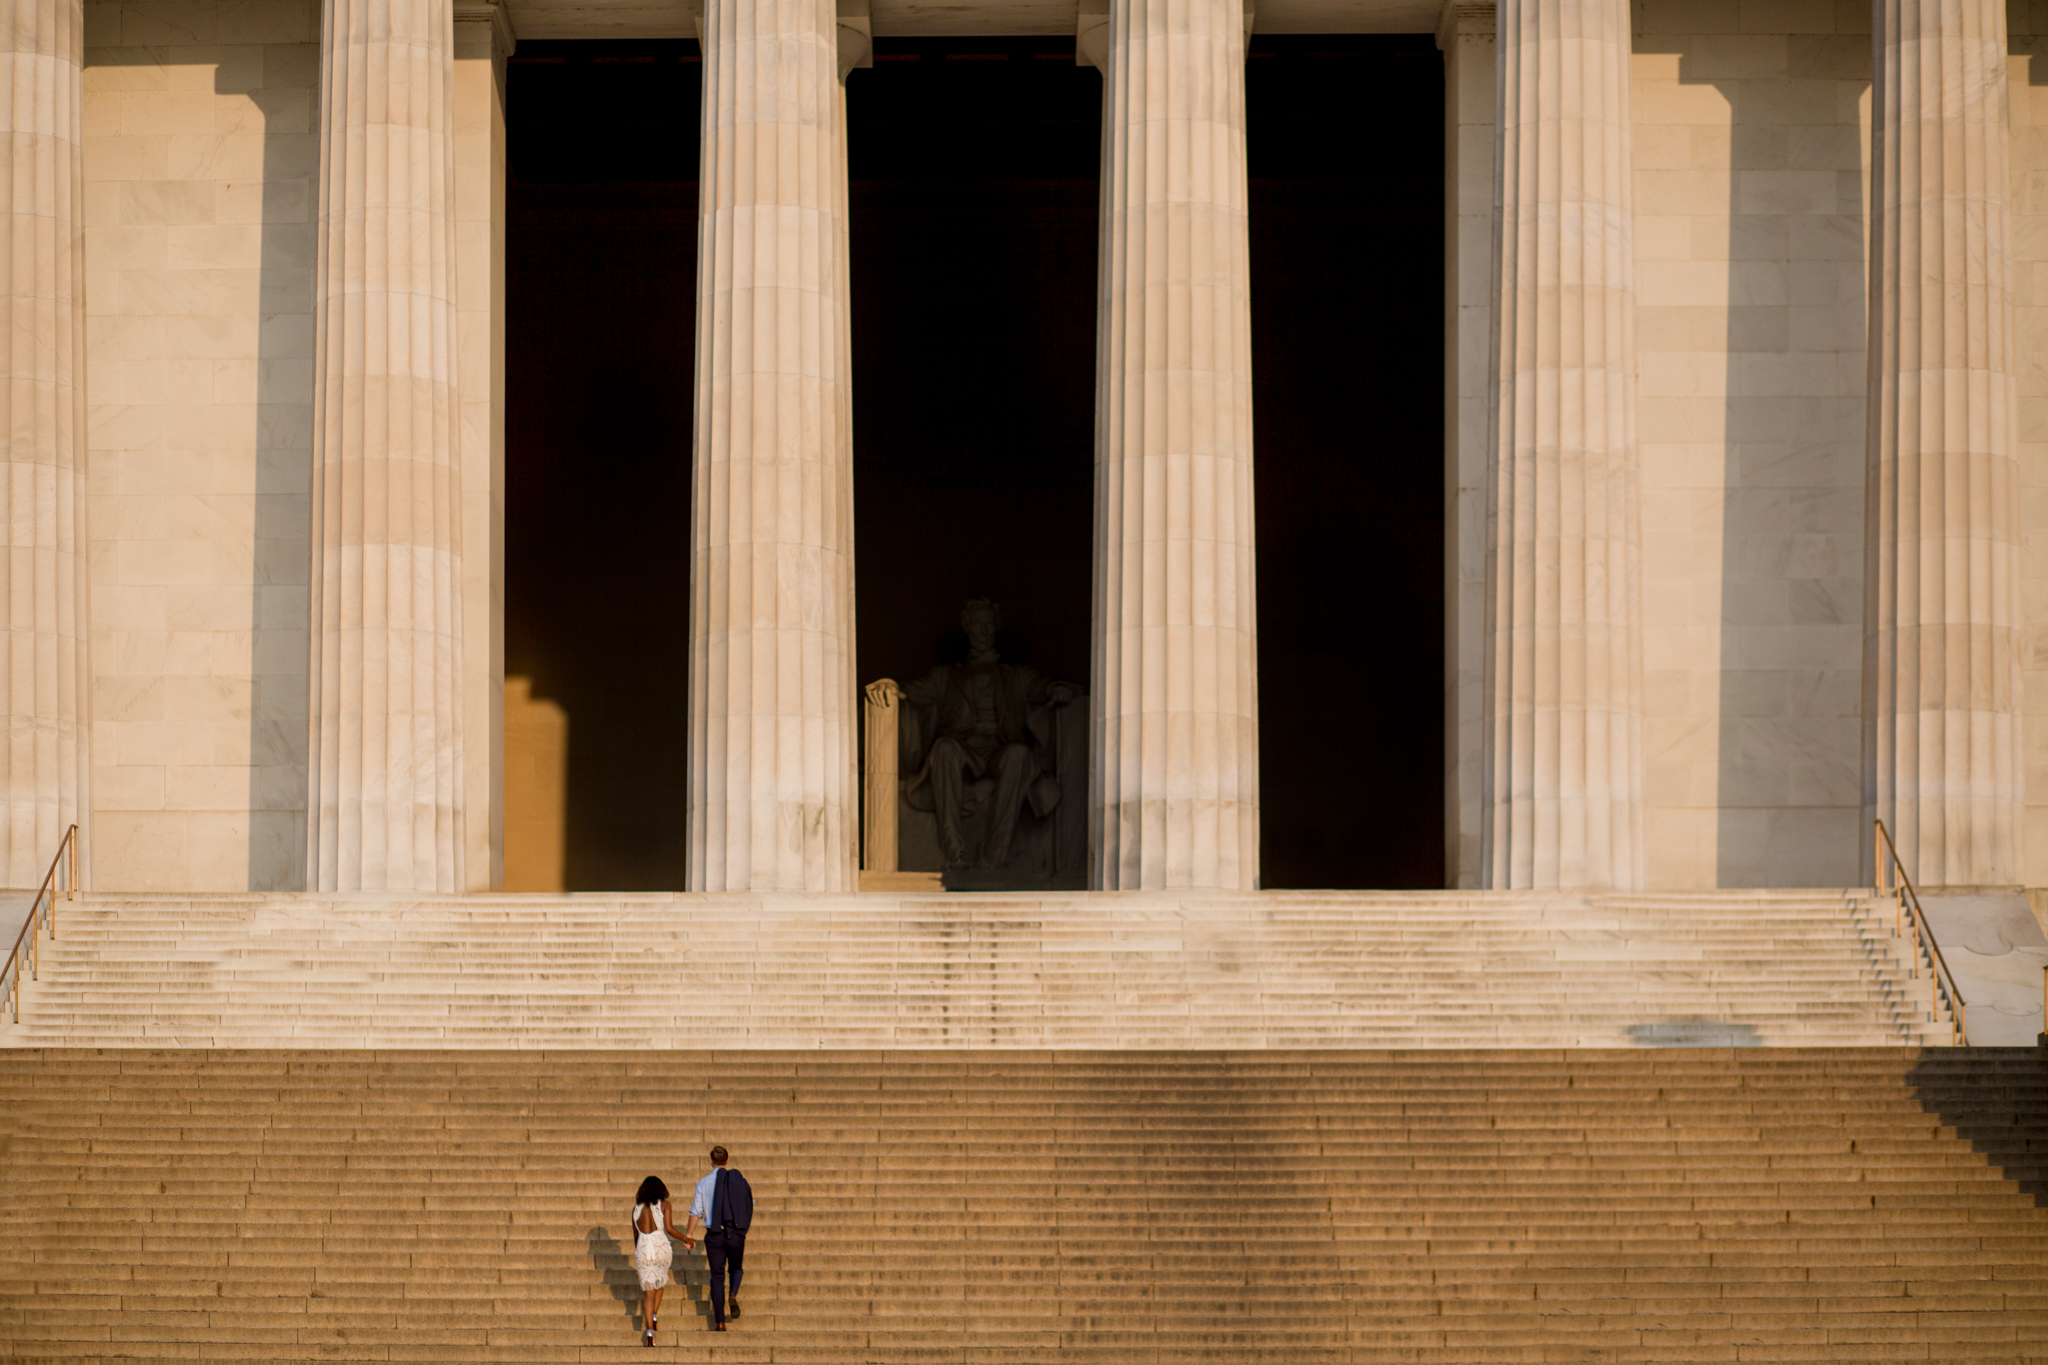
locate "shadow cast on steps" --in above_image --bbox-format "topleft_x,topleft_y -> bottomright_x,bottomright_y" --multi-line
1909,1049 -> 2048,1207
591,1223 -> 712,1332
1624,1019 -> 1763,1047
585,1226 -> 641,1328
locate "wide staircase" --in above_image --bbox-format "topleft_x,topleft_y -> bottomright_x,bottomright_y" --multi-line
1,1048 -> 2045,1363
0,889 -> 1950,1047
4,889 -> 2028,1361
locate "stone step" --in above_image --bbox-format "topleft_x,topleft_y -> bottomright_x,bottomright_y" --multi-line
0,888 -> 1949,1049
2,1048 -> 2044,1363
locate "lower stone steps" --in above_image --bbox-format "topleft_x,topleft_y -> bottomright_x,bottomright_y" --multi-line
2,1048 -> 2044,1363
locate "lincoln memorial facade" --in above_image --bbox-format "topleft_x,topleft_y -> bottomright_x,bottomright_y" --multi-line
5,0 -> 2045,896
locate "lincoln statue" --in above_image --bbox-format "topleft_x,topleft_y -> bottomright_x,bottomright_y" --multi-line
885,599 -> 1079,870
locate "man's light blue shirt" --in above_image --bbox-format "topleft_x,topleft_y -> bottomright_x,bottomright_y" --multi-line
689,1170 -> 719,1225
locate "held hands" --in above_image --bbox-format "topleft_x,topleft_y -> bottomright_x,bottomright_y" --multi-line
1049,682 -> 1078,706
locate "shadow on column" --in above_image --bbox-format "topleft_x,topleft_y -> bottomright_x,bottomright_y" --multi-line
1643,20 -> 1867,889
247,67 -> 314,891
81,38 -> 316,893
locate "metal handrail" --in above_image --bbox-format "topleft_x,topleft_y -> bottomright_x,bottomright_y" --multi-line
1872,818 -> 1964,1046
3,824 -> 79,1026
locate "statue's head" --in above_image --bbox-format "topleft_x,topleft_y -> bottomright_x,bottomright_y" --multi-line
960,596 -> 1002,652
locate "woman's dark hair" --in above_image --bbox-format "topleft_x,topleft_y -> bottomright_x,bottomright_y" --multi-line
636,1176 -> 669,1205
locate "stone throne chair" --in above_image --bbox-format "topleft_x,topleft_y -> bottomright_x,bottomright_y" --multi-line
862,679 -> 1088,890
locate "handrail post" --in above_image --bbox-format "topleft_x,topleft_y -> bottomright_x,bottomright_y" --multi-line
1874,816 -> 1967,1045
3,825 -> 80,1028
1902,887 -> 1913,974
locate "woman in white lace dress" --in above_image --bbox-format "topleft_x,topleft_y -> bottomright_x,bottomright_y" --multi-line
631,1176 -> 680,1346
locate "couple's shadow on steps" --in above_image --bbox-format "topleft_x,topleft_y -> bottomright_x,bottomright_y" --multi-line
586,1227 -> 711,1329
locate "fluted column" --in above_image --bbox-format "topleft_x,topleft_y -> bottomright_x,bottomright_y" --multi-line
0,0 -> 86,887
1865,0 -> 2023,885
1482,0 -> 1645,889
454,0 -> 512,891
308,0 -> 466,891
688,0 -> 857,891
1090,0 -> 1259,890
1440,0 -> 1495,890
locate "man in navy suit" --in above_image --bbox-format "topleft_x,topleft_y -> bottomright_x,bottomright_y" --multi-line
683,1145 -> 753,1330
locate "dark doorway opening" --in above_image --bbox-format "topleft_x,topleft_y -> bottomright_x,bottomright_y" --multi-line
847,39 -> 1101,708
846,40 -> 1101,886
505,40 -> 700,889
501,36 -> 1443,892
1248,37 -> 1445,889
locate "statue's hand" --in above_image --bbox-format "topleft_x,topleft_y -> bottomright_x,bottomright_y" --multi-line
1049,683 -> 1078,707
865,679 -> 902,708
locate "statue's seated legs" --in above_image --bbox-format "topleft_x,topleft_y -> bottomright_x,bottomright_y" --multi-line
981,743 -> 1036,868
927,737 -> 1038,868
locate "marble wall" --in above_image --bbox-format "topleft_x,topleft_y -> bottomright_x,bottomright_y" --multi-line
1629,0 -> 1871,887
82,0 -> 319,891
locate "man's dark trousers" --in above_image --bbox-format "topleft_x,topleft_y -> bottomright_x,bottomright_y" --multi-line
705,1229 -> 745,1325
705,1165 -> 753,1325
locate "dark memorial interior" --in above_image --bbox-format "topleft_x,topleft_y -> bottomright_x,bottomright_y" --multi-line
848,39 -> 1100,711
1247,37 -> 1444,888
506,35 -> 1441,890
507,43 -> 701,889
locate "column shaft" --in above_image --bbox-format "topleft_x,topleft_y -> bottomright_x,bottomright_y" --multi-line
1483,0 -> 1646,889
308,0 -> 466,891
1090,0 -> 1260,891
1441,0 -> 1494,890
454,0 -> 510,891
688,0 -> 857,891
0,0 -> 86,886
1865,0 -> 2023,885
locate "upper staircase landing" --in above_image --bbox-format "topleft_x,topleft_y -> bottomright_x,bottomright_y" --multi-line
0,888 -> 1950,1048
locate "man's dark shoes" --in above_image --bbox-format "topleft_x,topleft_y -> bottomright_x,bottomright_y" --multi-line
729,1297 -> 741,1319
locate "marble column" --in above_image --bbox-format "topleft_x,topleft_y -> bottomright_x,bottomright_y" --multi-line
1482,0 -> 1645,889
688,0 -> 857,891
1440,0 -> 1493,890
0,0 -> 86,887
1865,0 -> 2023,885
454,0 -> 511,891
1090,0 -> 1260,891
307,0 -> 466,892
